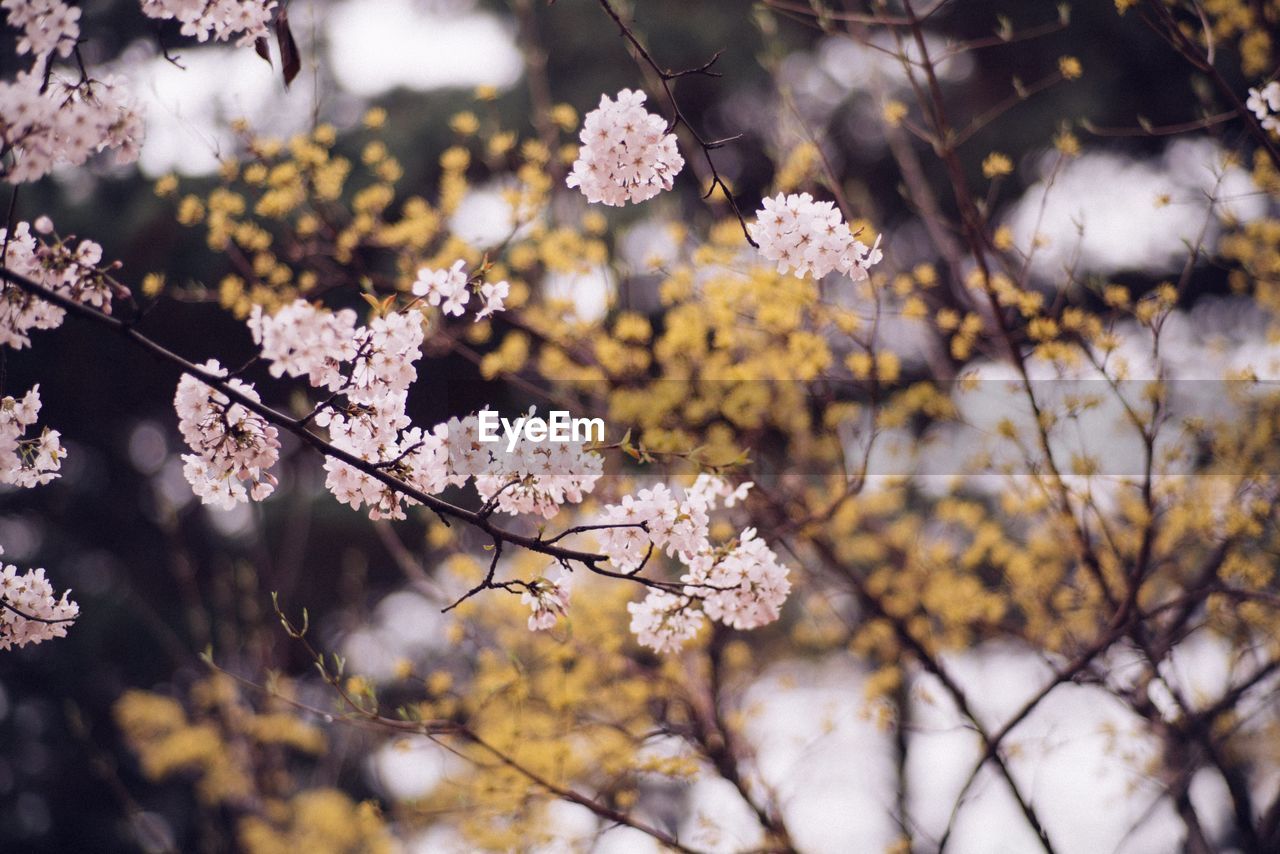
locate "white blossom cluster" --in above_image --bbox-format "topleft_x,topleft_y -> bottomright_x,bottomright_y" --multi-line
0,385 -> 64,488
246,295 -> 589,522
598,483 -> 706,572
175,360 -> 281,510
248,300 -> 358,391
626,589 -> 703,654
320,312 -> 435,519
248,301 -> 429,518
566,89 -> 685,207
600,475 -> 792,653
1247,81 -> 1280,132
0,72 -> 143,183
0,0 -> 142,183
322,415 -> 453,521
411,260 -> 509,321
0,550 -> 78,650
683,528 -> 791,630
1,0 -> 79,64
521,566 -> 572,631
139,0 -> 276,46
0,219 -> 115,348
748,192 -> 883,281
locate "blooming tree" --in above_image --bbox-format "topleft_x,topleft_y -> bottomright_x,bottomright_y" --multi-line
6,0 -> 1280,852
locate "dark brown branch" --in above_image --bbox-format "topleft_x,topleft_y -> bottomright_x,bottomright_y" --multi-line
0,596 -> 76,625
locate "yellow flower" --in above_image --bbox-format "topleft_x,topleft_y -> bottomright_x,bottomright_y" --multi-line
487,131 -> 516,158
177,195 -> 205,226
550,103 -> 578,132
141,273 -> 165,297
882,100 -> 908,127
1103,284 -> 1130,308
581,210 -> 608,236
775,142 -> 819,192
450,111 -> 480,136
1053,130 -> 1081,157
902,295 -> 928,320
440,146 -> 470,171
312,123 -> 336,146
993,225 -> 1014,250
982,152 -> 1013,179
153,174 -> 178,198
1058,56 -> 1082,80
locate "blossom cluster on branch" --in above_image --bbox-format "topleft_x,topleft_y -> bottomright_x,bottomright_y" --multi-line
0,550 -> 78,650
749,192 -> 883,281
246,293 -> 597,523
0,218 -> 101,488
521,566 -> 573,631
411,260 -> 510,321
1,0 -> 78,64
175,362 -> 282,510
566,89 -> 685,206
0,384 -> 64,488
139,0 -> 275,46
597,475 -> 791,652
1,1 -> 142,183
215,286 -> 792,650
0,73 -> 143,183
0,219 -> 115,347
0,217 -> 86,650
1,0 -> 280,186
564,90 -> 883,285
0,38 -> 824,655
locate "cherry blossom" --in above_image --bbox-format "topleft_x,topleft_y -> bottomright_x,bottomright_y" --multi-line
596,494 -> 658,572
0,385 -> 64,487
461,410 -> 603,519
413,260 -> 471,317
0,72 -> 143,183
139,0 -> 276,47
0,549 -> 78,650
475,279 -> 509,322
322,413 -> 454,521
602,477 -> 790,650
1,0 -> 80,64
244,300 -> 597,522
175,360 -> 281,509
347,310 -> 424,402
566,89 -> 685,206
522,567 -> 572,631
1,1 -> 142,185
248,301 -> 358,391
748,192 -> 883,281
627,590 -> 704,654
597,482 -> 711,568
689,472 -> 752,508
0,220 -> 115,348
682,528 -> 791,630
